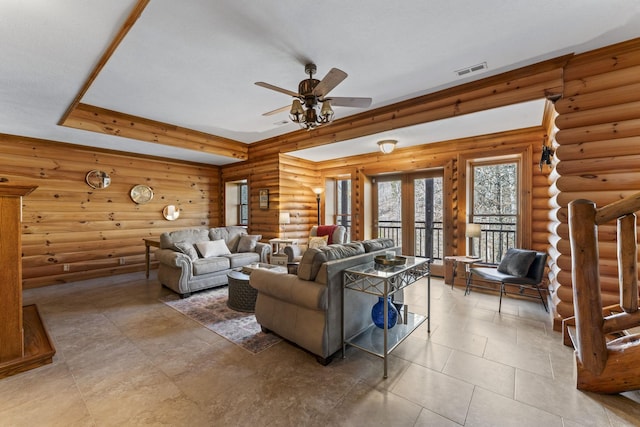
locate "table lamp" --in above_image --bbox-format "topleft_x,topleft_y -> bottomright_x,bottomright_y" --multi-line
466,223 -> 481,257
279,212 -> 290,239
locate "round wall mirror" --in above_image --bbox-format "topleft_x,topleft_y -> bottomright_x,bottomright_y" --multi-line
85,170 -> 111,189
163,205 -> 180,221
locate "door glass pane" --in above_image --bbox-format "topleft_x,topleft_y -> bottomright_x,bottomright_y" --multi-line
414,177 -> 443,264
377,180 -> 402,246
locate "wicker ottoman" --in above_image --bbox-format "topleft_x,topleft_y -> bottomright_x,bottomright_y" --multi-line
227,270 -> 257,312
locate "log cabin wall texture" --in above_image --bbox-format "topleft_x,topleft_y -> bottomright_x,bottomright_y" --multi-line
0,134 -> 219,288
550,38 -> 640,326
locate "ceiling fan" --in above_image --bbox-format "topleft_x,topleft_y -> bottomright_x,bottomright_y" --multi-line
255,63 -> 372,129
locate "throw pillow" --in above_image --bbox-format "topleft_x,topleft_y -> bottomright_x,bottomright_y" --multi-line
195,240 -> 231,258
497,248 -> 537,277
308,235 -> 329,249
237,234 -> 262,252
174,242 -> 198,261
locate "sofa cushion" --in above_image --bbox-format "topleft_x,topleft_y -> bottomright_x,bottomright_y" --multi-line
160,228 -> 209,249
308,235 -> 328,249
497,248 -> 537,277
361,238 -> 395,253
209,226 -> 247,253
225,252 -> 260,268
237,234 -> 261,252
192,257 -> 230,275
174,242 -> 198,261
297,248 -> 324,281
298,242 -> 365,281
195,240 -> 231,258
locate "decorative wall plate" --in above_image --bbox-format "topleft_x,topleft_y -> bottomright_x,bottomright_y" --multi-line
130,184 -> 154,204
163,205 -> 180,220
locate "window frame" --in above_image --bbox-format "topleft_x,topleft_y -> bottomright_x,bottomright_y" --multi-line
460,145 -> 533,260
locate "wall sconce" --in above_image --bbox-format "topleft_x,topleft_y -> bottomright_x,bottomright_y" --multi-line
279,212 -> 290,239
85,170 -> 111,189
312,187 -> 323,225
466,223 -> 482,257
539,144 -> 554,171
378,139 -> 397,154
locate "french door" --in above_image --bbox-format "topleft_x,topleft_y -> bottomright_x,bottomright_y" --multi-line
374,171 -> 444,276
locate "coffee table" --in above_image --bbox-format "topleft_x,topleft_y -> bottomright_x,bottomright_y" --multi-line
227,263 -> 285,312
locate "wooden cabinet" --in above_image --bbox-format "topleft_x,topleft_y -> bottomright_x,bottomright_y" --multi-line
0,184 -> 55,379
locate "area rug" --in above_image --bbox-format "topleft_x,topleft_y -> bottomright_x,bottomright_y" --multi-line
159,287 -> 281,354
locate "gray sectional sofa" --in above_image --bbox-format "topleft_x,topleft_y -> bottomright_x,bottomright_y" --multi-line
155,226 -> 270,298
249,238 -> 398,364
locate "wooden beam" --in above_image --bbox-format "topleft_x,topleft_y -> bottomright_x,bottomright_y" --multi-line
58,0 -> 151,124
63,104 -> 248,160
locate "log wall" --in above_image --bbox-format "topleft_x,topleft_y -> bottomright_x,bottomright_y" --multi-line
220,152 -> 321,243
550,38 -> 640,326
0,134 -> 219,288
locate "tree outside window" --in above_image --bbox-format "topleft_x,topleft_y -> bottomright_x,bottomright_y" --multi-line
470,161 -> 518,263
238,183 -> 248,226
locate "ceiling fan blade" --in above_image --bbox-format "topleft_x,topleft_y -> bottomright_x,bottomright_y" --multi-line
255,82 -> 300,98
327,97 -> 372,108
262,105 -> 291,116
313,68 -> 348,97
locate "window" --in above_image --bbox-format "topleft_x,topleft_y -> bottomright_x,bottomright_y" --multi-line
238,182 -> 248,226
335,179 -> 351,238
469,160 -> 518,263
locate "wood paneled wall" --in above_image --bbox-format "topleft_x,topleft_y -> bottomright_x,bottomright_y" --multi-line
550,38 -> 640,326
0,134 -> 219,288
221,151 -> 321,242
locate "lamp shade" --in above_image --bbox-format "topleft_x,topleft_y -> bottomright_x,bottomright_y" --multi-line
466,223 -> 481,238
279,212 -> 290,225
378,139 -> 397,154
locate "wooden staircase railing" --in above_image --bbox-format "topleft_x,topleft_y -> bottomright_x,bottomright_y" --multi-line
566,192 -> 640,394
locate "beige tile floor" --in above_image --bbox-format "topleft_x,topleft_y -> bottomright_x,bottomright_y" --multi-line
2,272 -> 640,426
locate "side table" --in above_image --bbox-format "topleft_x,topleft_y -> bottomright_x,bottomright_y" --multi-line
268,238 -> 298,265
342,256 -> 431,378
143,238 -> 160,278
445,255 -> 481,289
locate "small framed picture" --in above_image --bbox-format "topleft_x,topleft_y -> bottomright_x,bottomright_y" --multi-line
259,189 -> 269,209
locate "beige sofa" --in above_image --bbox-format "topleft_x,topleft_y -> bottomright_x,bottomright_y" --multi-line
155,226 -> 270,298
250,238 -> 398,364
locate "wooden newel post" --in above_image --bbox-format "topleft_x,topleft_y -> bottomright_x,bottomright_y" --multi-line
568,199 -> 607,375
618,213 -> 638,313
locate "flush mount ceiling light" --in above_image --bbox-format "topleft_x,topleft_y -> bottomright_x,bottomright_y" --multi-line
378,139 -> 398,154
256,63 -> 372,130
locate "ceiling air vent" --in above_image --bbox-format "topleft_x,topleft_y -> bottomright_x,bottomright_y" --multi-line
455,62 -> 488,77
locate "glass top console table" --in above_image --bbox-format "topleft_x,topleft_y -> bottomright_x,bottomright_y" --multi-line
342,256 -> 431,378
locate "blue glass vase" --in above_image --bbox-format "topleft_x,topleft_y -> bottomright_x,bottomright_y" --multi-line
371,296 -> 398,329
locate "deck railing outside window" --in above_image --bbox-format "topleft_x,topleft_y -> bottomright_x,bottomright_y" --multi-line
470,215 -> 517,264
376,221 -> 444,262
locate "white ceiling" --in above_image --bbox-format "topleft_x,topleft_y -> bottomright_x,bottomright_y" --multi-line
1,1 -> 639,165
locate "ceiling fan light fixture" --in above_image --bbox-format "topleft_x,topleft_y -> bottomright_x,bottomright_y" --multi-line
378,139 -> 397,154
257,63 -> 370,131
289,99 -> 305,123
319,100 -> 334,124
